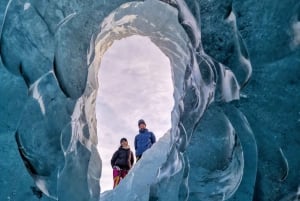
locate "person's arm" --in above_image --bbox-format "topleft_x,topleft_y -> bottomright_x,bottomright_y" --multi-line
134,136 -> 137,150
131,151 -> 134,165
151,132 -> 156,144
111,150 -> 118,168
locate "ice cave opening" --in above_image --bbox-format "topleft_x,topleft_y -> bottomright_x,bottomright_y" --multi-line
88,2 -> 248,200
95,34 -> 174,192
84,1 -> 192,199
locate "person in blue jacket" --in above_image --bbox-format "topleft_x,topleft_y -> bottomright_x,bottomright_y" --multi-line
134,119 -> 156,161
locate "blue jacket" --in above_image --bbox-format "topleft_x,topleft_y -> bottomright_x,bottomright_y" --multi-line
134,129 -> 156,157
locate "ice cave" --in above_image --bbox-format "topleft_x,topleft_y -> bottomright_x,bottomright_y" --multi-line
0,0 -> 299,201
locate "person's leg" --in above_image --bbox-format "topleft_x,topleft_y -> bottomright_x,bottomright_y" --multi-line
113,168 -> 121,188
120,170 -> 129,179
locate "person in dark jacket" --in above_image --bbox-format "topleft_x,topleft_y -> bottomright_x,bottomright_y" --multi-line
111,138 -> 134,188
134,119 -> 156,161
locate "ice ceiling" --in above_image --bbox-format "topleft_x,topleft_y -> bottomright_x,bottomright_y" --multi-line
0,0 -> 299,201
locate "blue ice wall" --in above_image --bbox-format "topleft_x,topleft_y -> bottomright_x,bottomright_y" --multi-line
191,1 -> 300,200
0,0 -> 299,201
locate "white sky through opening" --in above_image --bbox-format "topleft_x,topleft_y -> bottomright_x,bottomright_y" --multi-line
96,35 -> 174,192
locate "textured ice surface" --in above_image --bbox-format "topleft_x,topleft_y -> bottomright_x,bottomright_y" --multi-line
0,0 -> 299,201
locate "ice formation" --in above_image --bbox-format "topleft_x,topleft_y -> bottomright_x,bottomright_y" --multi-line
0,0 -> 299,201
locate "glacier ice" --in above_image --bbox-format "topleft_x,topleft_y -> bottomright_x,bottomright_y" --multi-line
0,0 -> 299,201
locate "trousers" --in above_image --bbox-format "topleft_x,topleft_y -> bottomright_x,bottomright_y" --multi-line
113,167 -> 129,188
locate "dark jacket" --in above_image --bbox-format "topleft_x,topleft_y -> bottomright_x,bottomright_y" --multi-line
111,147 -> 134,170
134,129 -> 156,157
